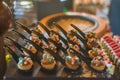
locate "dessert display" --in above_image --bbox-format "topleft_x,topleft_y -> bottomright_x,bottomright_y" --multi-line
4,21 -> 120,78
100,36 -> 120,63
99,36 -> 120,74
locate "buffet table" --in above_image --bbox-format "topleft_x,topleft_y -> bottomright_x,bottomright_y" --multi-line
4,39 -> 120,79
3,12 -> 120,80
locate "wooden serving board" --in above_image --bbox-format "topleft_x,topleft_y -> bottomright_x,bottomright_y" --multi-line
40,12 -> 107,38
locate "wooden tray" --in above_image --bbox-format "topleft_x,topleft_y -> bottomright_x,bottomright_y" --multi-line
40,12 -> 107,38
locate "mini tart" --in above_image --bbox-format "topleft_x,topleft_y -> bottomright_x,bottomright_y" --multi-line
65,56 -> 80,70
41,54 -> 56,70
25,44 -> 37,54
30,36 -> 41,46
88,48 -> 99,58
90,57 -> 106,71
87,38 -> 99,48
72,44 -> 80,51
67,30 -> 80,45
85,32 -> 96,40
67,30 -> 75,38
67,45 -> 80,56
17,57 -> 33,71
48,42 -> 57,53
71,36 -> 80,45
88,50 -> 97,58
49,32 -> 60,44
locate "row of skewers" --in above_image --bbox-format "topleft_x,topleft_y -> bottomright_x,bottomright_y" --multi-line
4,21 -> 107,75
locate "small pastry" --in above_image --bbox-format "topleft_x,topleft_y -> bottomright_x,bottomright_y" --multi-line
88,48 -> 99,58
17,57 -> 33,71
30,36 -> 42,45
67,45 -> 80,56
87,38 -> 99,48
48,41 -> 57,53
65,55 -> 80,70
49,31 -> 60,44
85,32 -> 96,40
72,44 -> 80,51
91,56 -> 106,71
41,51 -> 56,70
67,30 -> 80,45
25,44 -> 37,54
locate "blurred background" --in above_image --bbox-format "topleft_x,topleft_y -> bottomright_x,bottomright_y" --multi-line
4,0 -> 111,25
3,0 -> 113,41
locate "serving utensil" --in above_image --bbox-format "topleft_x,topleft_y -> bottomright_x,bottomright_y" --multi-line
70,24 -> 86,39
5,37 -> 41,64
16,21 -> 32,34
38,22 -> 50,35
53,22 -> 67,38
12,30 -> 43,52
